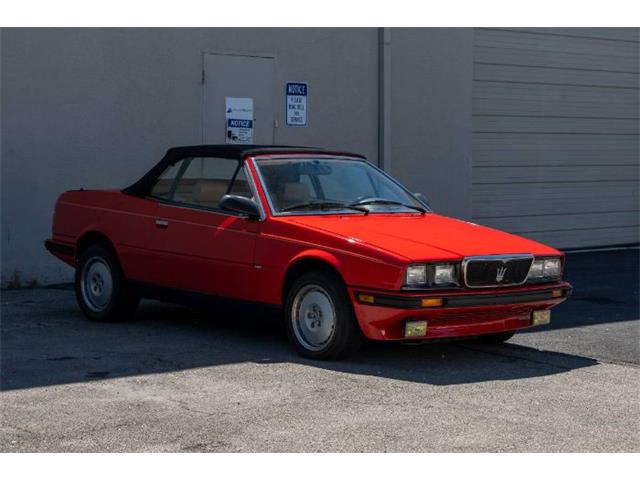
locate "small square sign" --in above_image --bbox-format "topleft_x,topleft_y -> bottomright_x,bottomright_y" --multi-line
225,97 -> 254,144
286,82 -> 308,127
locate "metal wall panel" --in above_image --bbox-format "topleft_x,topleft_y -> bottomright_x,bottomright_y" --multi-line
474,116 -> 637,134
472,28 -> 640,249
474,63 -> 639,88
474,134 -> 638,166
474,165 -> 638,184
501,28 -> 640,42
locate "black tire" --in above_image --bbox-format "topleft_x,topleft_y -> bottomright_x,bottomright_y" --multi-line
75,244 -> 139,322
477,331 -> 515,344
285,270 -> 363,360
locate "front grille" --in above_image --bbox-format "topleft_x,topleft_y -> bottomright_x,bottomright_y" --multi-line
463,255 -> 533,288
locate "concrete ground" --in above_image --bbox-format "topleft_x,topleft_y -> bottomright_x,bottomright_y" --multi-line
1,250 -> 638,452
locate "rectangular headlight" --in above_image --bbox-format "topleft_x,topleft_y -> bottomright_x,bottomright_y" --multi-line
528,259 -> 544,280
543,258 -> 562,278
405,263 -> 459,288
434,264 -> 456,285
527,257 -> 562,282
406,265 -> 427,286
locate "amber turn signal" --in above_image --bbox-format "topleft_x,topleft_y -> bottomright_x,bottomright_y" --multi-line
357,294 -> 375,304
421,298 -> 444,308
551,289 -> 564,298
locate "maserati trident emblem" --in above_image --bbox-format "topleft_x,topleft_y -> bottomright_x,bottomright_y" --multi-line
496,265 -> 507,282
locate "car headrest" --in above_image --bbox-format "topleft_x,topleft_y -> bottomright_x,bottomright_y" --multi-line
193,180 -> 228,205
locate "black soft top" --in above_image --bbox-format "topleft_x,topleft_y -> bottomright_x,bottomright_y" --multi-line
122,144 -> 365,198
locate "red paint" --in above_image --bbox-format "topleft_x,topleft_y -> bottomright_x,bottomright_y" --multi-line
348,282 -> 570,340
47,153 -> 570,341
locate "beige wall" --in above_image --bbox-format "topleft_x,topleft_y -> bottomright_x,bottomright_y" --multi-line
1,28 -> 476,286
1,28 -> 383,285
7,28 -> 636,286
389,28 -> 473,219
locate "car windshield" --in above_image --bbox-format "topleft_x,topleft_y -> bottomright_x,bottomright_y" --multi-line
255,157 -> 429,215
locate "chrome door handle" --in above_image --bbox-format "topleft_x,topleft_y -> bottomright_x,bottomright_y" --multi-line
155,219 -> 169,229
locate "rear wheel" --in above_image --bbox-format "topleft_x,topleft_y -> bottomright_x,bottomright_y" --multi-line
75,244 -> 139,322
285,271 -> 363,360
477,331 -> 515,344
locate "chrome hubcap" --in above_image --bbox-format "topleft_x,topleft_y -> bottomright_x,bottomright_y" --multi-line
80,257 -> 113,312
291,284 -> 336,352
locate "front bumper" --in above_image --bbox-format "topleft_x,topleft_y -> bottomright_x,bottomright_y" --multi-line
349,281 -> 571,341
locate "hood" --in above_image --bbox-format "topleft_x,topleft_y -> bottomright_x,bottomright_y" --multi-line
283,213 -> 560,261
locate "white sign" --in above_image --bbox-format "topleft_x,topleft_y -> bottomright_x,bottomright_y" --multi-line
286,82 -> 308,127
225,97 -> 254,144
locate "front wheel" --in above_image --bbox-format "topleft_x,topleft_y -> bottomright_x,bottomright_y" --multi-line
75,244 -> 139,322
285,271 -> 363,360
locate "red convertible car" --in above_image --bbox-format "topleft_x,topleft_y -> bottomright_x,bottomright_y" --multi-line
46,145 -> 571,359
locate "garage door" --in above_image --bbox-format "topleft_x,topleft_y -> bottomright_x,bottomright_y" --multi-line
472,28 -> 639,249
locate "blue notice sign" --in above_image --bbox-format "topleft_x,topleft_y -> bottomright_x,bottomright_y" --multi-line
286,81 -> 308,127
227,119 -> 253,129
287,83 -> 307,96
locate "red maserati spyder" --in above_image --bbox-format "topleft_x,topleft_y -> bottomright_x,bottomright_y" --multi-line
46,145 -> 571,359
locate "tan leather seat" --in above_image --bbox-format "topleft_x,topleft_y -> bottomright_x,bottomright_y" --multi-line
172,179 -> 198,203
192,180 -> 229,207
150,179 -> 174,198
154,177 -> 251,209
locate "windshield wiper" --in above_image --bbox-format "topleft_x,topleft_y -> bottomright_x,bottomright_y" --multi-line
281,201 -> 369,213
349,198 -> 427,213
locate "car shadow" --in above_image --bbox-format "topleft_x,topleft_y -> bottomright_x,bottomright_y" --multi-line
1,296 -> 598,392
519,249 -> 639,334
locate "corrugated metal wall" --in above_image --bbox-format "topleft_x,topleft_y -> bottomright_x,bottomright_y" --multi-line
472,28 -> 639,249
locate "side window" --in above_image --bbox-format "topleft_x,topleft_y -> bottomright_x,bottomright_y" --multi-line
171,157 -> 242,209
150,161 -> 182,199
149,157 -> 254,211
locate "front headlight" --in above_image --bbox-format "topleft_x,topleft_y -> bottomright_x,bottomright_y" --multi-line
434,264 -> 456,285
406,265 -> 427,286
527,257 -> 562,282
405,263 -> 460,288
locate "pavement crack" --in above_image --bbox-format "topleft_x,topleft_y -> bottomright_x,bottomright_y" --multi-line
165,399 -> 219,417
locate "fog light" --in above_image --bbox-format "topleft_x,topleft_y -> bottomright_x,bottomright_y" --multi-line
532,310 -> 551,326
405,320 -> 427,338
421,298 -> 444,308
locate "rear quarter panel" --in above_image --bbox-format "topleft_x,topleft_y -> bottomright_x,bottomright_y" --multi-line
52,190 -> 160,281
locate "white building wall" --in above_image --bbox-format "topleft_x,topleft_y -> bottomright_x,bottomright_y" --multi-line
471,28 -> 639,249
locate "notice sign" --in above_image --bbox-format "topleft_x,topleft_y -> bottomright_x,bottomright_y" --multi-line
225,97 -> 254,144
286,82 -> 308,127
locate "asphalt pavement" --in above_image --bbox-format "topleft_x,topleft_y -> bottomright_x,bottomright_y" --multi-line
1,249 -> 638,452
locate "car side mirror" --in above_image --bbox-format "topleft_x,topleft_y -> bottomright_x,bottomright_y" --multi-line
219,194 -> 260,219
414,192 -> 429,207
